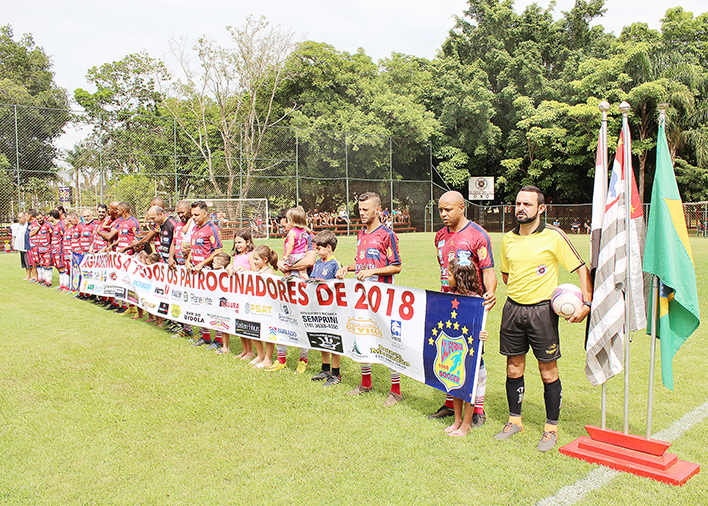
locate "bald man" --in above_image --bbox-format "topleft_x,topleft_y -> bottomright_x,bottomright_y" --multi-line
429,191 -> 497,431
146,205 -> 177,263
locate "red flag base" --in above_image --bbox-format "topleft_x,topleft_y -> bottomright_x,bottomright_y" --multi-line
559,426 -> 699,486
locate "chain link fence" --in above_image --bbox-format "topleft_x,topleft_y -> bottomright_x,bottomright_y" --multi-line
2,103 -> 707,238
0,103 -> 439,233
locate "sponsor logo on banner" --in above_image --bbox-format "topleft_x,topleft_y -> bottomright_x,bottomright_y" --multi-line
183,291 -> 189,303
218,297 -> 239,313
390,320 -> 403,348
127,290 -> 138,304
346,317 -> 382,338
158,302 -> 169,316
245,302 -> 272,316
133,280 -> 152,291
278,303 -> 298,326
268,326 -> 299,344
171,288 -> 183,300
370,344 -> 411,370
206,314 -> 230,331
184,311 -> 205,323
113,287 -> 127,299
234,319 -> 260,339
110,272 -> 117,281
140,298 -> 157,310
83,271 -> 94,280
301,312 -> 338,330
171,304 -> 180,318
190,293 -> 213,306
306,332 -> 343,353
86,283 -> 94,291
433,331 -> 467,391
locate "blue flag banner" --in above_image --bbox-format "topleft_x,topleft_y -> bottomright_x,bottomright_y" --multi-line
70,253 -> 84,291
423,292 -> 484,403
76,252 -> 486,397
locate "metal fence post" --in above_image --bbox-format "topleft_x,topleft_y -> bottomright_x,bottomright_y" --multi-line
295,128 -> 299,207
14,105 -> 20,213
173,118 -> 178,206
345,132 -> 350,235
389,136 -> 394,213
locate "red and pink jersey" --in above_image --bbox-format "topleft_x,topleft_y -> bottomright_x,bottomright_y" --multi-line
79,220 -> 97,253
70,223 -> 83,254
36,221 -> 52,250
92,216 -> 115,251
190,221 -> 222,264
354,224 -> 401,284
50,221 -> 65,255
28,220 -> 40,249
435,221 -> 494,292
173,220 -> 194,265
117,216 -> 140,254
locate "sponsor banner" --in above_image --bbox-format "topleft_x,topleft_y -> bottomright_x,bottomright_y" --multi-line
77,253 -> 484,395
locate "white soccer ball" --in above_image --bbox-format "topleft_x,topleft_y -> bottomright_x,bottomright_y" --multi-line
551,284 -> 584,318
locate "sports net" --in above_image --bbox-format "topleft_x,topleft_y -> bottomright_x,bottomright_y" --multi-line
203,198 -> 269,240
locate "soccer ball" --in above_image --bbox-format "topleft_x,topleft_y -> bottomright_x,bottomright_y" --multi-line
551,284 -> 583,318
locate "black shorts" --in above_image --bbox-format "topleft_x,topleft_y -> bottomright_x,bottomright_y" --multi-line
20,251 -> 29,269
499,298 -> 560,362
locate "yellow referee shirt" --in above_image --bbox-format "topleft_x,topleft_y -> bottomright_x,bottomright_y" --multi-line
500,222 -> 585,305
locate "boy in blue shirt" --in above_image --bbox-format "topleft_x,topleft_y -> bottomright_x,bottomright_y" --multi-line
309,230 -> 343,386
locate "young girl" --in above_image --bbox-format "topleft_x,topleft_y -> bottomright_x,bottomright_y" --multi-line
250,245 -> 279,369
227,229 -> 256,360
445,256 -> 489,437
282,207 -> 310,279
211,252 -> 231,354
136,252 -> 162,322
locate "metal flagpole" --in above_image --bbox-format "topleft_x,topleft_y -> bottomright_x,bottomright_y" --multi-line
598,100 -> 610,430
619,101 -> 632,435
646,104 -> 668,439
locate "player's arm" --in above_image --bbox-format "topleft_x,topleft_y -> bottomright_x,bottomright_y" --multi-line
356,263 -> 401,281
568,264 -> 592,323
336,263 -> 356,279
481,267 -> 497,310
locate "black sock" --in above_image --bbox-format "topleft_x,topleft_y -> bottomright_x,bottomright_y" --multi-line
332,367 -> 340,377
543,378 -> 562,425
506,376 -> 525,417
322,363 -> 331,373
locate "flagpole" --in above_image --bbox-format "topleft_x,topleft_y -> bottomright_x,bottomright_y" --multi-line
598,100 -> 610,430
646,104 -> 668,438
620,101 -> 632,435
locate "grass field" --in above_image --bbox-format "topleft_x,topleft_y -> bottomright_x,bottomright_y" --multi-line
1,232 -> 706,505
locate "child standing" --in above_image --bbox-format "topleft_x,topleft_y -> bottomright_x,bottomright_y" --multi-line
282,207 -> 310,279
308,231 -> 343,386
250,245 -> 279,369
445,256 -> 489,437
136,252 -> 162,322
210,252 -> 231,353
227,229 -> 255,359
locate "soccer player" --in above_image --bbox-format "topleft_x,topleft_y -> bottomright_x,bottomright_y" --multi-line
114,202 -> 141,256
495,186 -> 592,452
47,209 -> 67,291
186,201 -> 223,347
26,209 -> 40,283
169,200 -> 196,339
336,192 -> 403,407
429,191 -> 497,426
145,205 -> 177,263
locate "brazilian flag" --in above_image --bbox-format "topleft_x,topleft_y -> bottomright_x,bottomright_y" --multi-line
644,120 -> 701,390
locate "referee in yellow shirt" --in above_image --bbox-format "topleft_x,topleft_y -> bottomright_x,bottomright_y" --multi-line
495,186 -> 592,452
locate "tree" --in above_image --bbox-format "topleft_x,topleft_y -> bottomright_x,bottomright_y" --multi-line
0,24 -> 69,187
163,16 -> 298,199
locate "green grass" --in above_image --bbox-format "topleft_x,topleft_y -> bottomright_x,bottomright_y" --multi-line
1,233 -> 707,505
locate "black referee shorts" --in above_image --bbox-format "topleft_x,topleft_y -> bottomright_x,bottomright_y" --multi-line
500,298 -> 560,362
20,251 -> 29,269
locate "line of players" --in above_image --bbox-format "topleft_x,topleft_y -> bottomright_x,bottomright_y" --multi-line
19,187 -> 591,452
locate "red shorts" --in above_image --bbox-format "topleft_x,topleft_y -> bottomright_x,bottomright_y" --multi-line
52,252 -> 65,269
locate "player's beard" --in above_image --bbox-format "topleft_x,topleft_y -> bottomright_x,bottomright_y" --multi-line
516,210 -> 537,224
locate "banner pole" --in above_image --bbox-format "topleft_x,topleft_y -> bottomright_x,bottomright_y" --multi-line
619,101 -> 632,435
599,100 -> 610,430
647,275 -> 660,438
469,308 -> 488,406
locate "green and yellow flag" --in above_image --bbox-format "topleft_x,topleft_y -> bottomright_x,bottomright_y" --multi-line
644,120 -> 700,390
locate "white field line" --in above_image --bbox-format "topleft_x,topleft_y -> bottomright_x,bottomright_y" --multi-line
537,399 -> 708,506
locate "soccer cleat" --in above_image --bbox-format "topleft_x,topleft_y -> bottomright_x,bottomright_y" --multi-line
171,328 -> 193,339
206,342 -> 220,350
494,422 -> 523,441
105,304 -> 120,311
114,307 -> 127,314
123,306 -> 137,316
383,392 -> 403,407
427,405 -> 455,420
295,360 -> 307,374
346,384 -> 374,396
470,411 -> 487,428
191,338 -> 210,347
311,371 -> 331,382
537,431 -> 558,452
265,361 -> 287,372
323,374 -> 341,387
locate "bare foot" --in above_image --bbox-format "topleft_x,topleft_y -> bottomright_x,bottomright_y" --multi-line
238,351 -> 247,358
145,318 -> 156,323
241,353 -> 255,361
249,356 -> 263,366
444,423 -> 462,433
256,359 -> 272,369
449,426 -> 470,437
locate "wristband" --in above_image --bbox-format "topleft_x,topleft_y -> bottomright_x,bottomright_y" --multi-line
583,301 -> 592,308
